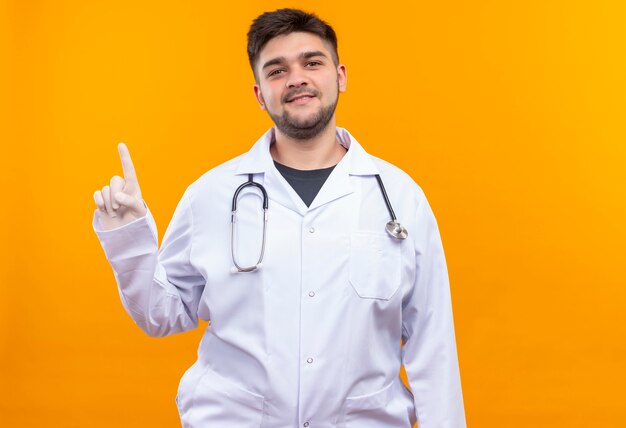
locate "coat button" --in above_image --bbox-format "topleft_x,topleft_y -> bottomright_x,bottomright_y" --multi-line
308,291 -> 315,297
303,422 -> 310,427
308,227 -> 315,233
306,357 -> 313,364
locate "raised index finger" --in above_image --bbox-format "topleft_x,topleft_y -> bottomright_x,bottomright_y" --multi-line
118,142 -> 138,184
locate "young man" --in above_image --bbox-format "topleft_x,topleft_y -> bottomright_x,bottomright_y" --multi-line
93,8 -> 466,427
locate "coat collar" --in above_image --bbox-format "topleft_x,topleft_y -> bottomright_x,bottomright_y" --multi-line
235,127 -> 379,177
234,127 -> 379,215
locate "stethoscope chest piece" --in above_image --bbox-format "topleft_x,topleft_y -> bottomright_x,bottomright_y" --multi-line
386,220 -> 408,240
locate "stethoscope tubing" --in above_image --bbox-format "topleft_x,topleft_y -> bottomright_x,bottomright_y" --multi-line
231,174 -> 269,272
230,172 -> 407,273
374,174 -> 397,222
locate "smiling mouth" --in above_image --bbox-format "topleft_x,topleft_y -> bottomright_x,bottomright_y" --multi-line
287,94 -> 315,103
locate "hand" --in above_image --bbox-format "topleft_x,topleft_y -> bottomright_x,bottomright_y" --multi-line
93,142 -> 148,230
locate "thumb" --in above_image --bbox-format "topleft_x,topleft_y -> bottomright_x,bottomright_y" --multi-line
114,192 -> 147,217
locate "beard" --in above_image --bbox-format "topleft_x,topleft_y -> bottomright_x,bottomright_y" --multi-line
268,88 -> 339,141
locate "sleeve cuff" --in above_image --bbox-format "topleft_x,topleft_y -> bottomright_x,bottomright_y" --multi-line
92,205 -> 159,266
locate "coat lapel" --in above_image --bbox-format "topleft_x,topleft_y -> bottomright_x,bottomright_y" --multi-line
308,128 -> 379,210
236,128 -> 307,216
235,127 -> 380,216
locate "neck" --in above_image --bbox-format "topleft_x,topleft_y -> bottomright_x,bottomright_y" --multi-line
270,120 -> 346,170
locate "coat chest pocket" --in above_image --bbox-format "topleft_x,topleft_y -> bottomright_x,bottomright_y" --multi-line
349,231 -> 402,300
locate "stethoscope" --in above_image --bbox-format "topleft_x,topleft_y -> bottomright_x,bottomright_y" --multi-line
231,173 -> 407,273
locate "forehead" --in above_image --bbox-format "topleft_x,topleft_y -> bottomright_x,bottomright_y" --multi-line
258,32 -> 333,65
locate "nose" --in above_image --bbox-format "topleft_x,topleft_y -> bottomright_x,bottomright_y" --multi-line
286,68 -> 309,88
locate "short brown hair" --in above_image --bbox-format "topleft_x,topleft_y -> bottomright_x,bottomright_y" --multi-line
247,8 -> 339,78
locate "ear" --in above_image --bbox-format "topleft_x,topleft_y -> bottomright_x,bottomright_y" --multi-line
337,64 -> 347,93
253,84 -> 266,110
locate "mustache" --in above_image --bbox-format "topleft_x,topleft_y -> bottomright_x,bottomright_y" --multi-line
282,87 -> 320,103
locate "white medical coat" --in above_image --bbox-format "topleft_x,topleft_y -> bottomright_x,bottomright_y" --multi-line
93,127 -> 466,427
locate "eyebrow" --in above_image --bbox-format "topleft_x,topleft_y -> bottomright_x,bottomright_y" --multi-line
261,50 -> 328,70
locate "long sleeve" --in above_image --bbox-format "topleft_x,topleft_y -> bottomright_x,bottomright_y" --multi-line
401,195 -> 466,427
92,190 -> 206,337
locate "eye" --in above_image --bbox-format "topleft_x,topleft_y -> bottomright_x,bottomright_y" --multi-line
306,61 -> 322,67
267,68 -> 285,77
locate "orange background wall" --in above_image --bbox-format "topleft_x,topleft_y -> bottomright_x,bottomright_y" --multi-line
1,1 -> 625,426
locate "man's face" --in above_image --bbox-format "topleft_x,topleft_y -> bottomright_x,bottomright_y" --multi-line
253,32 -> 347,140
